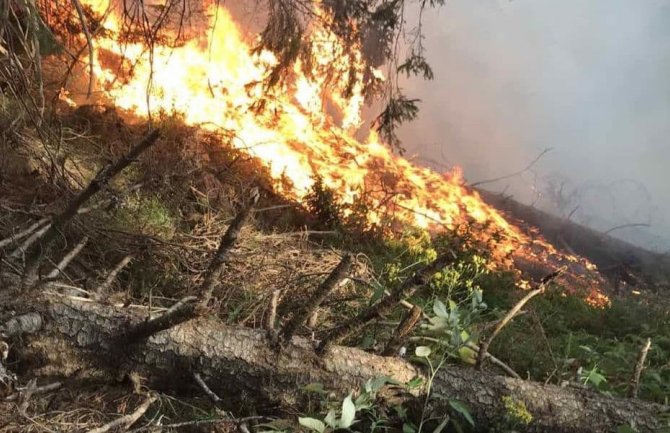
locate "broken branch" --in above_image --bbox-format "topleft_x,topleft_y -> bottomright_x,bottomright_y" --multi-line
382,305 -> 422,356
628,338 -> 652,398
317,252 -> 455,353
21,129 -> 161,287
46,236 -> 89,279
280,254 -> 352,342
86,394 -> 157,433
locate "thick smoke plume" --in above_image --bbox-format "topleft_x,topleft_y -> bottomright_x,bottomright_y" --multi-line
399,0 -> 670,252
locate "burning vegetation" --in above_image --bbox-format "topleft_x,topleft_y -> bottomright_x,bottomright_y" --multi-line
43,0 -> 609,305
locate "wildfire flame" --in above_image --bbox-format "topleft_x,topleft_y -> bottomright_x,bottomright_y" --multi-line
53,0 -> 609,305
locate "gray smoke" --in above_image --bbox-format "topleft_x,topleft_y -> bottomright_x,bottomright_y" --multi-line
398,0 -> 670,252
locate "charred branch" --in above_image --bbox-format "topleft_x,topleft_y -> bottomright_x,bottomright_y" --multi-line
120,296 -> 198,343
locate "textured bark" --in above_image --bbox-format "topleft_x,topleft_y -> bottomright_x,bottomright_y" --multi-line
5,295 -> 667,433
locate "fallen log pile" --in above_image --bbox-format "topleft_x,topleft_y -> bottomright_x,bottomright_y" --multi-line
0,292 -> 665,433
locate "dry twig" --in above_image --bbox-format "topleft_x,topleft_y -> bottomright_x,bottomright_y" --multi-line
476,270 -> 562,369
628,338 -> 652,398
86,394 -> 157,433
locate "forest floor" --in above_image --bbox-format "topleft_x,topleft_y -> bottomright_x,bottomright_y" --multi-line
1,100 -> 669,432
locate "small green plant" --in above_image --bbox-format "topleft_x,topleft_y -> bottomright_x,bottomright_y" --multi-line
501,395 -> 533,427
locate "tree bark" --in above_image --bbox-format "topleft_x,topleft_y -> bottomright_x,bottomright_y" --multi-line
4,294 -> 666,433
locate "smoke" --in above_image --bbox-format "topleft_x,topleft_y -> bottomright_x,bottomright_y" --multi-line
397,0 -> 670,252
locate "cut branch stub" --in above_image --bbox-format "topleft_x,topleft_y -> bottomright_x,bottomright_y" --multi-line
21,129 -> 161,288
317,251 -> 456,353
95,255 -> 133,300
199,204 -> 254,306
280,254 -> 352,343
119,296 -> 198,343
382,305 -> 423,357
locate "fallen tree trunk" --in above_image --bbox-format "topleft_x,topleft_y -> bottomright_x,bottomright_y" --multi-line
3,294 -> 667,433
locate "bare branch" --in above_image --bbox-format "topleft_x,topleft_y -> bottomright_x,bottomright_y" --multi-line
46,236 -> 89,279
476,270 -> 562,369
603,223 -> 651,236
121,296 -> 198,343
200,204 -> 254,306
265,289 -> 281,333
470,148 -> 553,188
95,255 -> 133,299
71,0 -> 95,96
0,218 -> 49,249
628,338 -> 652,398
281,254 -> 352,343
193,372 -> 222,404
86,394 -> 157,433
21,129 -> 161,288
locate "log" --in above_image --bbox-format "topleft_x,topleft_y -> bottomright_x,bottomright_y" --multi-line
4,294 -> 666,433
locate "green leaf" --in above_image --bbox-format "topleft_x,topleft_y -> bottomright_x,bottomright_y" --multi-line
406,376 -> 424,389
339,394 -> 356,428
457,346 -> 477,365
299,417 -> 325,433
324,410 -> 338,429
366,376 -> 398,394
449,400 -> 475,427
433,300 -> 448,318
415,346 -> 432,358
432,418 -> 450,433
616,425 -> 638,433
402,423 -> 417,433
369,281 -> 386,305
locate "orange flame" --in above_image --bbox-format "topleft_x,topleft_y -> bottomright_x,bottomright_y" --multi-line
58,0 -> 609,305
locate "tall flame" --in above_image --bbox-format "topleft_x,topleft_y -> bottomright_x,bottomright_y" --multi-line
56,0 -> 611,306
77,2 -> 519,241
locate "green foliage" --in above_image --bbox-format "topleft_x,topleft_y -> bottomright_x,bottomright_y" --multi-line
501,396 -> 533,427
373,94 -> 420,153
111,194 -> 176,238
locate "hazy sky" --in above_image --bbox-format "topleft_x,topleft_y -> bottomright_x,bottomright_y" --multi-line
398,0 -> 670,251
